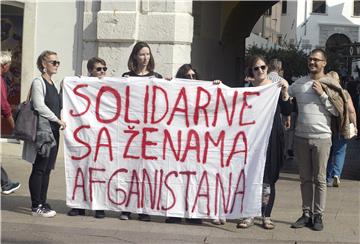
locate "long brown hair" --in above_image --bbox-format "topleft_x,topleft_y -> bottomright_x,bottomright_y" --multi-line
127,41 -> 155,72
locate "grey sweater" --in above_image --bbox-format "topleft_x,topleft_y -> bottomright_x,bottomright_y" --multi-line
31,77 -> 59,122
288,75 -> 339,139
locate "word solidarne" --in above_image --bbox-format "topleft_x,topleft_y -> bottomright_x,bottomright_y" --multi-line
70,83 -> 259,128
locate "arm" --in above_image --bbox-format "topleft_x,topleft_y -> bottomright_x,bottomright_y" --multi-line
313,80 -> 339,117
347,96 -> 357,127
31,78 -> 58,122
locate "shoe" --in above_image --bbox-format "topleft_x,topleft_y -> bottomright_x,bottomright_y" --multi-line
32,204 -> 56,218
333,176 -> 340,187
312,214 -> 324,231
262,217 -> 275,229
165,217 -> 182,223
68,208 -> 85,216
236,218 -> 254,228
211,219 -> 226,225
42,203 -> 57,216
95,210 -> 105,219
326,179 -> 333,187
138,214 -> 151,222
2,182 -> 21,195
185,218 -> 203,224
291,213 -> 313,228
120,212 -> 131,220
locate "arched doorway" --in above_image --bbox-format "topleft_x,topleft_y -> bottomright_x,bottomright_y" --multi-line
191,1 -> 278,87
325,33 -> 351,80
1,2 -> 24,138
326,33 -> 351,53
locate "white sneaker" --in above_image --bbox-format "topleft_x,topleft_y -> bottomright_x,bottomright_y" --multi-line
333,176 -> 340,187
31,204 -> 56,218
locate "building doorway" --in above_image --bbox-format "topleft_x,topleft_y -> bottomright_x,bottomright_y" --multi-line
1,3 -> 24,138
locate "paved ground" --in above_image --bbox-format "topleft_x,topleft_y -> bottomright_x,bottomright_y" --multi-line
1,138 -> 359,244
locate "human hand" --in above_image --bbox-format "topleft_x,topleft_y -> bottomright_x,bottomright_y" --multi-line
58,119 -> 66,130
312,80 -> 324,96
213,80 -> 222,85
284,116 -> 291,129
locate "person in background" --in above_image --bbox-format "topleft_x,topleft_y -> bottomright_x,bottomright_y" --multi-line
1,51 -> 21,195
120,41 -> 162,222
282,49 -> 339,231
22,50 -> 66,218
67,57 -> 108,218
267,58 -> 296,159
326,71 -> 357,187
236,55 -> 291,230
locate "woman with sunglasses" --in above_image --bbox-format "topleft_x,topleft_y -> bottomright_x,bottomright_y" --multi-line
23,50 -> 66,217
67,57 -> 108,219
120,42 -> 162,222
164,64 -> 224,225
236,55 -> 290,230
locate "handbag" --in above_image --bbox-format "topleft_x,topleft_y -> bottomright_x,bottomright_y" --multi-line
13,84 -> 38,142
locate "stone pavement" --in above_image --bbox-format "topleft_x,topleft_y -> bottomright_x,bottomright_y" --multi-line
1,138 -> 359,244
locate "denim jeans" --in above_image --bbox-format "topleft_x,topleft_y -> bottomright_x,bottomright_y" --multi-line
327,134 -> 347,182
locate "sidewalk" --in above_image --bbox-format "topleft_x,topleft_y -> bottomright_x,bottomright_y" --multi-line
1,139 -> 359,244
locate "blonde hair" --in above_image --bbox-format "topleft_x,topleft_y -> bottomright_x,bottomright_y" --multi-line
0,51 -> 12,65
36,50 -> 57,73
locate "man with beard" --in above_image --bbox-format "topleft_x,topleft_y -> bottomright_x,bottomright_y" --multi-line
280,49 -> 339,231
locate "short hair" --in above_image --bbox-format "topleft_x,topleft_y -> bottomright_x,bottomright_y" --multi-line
36,50 -> 57,73
247,55 -> 267,78
175,64 -> 200,79
87,57 -> 106,73
268,58 -> 282,73
310,48 -> 327,61
0,51 -> 12,65
127,41 -> 155,72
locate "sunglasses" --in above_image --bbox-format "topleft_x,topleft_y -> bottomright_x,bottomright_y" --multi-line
95,67 -> 108,72
48,60 -> 60,66
253,65 -> 266,71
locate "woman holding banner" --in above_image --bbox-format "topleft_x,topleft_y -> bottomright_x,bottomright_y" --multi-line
164,64 -> 225,225
120,41 -> 163,222
122,41 -> 162,79
67,57 -> 108,219
236,55 -> 291,229
23,50 -> 66,217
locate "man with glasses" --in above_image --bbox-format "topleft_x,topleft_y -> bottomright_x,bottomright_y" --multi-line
281,49 -> 339,231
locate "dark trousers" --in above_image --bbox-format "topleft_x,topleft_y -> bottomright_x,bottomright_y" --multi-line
261,183 -> 276,218
29,129 -> 59,208
1,166 -> 11,188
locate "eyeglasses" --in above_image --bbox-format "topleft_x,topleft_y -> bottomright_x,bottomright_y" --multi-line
308,58 -> 324,62
95,67 -> 107,72
253,65 -> 266,71
48,60 -> 60,66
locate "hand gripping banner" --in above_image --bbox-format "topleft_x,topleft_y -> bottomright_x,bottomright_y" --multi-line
63,77 -> 280,219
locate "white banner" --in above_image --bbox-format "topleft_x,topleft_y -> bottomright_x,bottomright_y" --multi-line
63,77 -> 280,219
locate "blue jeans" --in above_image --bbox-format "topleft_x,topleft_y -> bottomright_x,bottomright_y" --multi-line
327,134 -> 347,182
